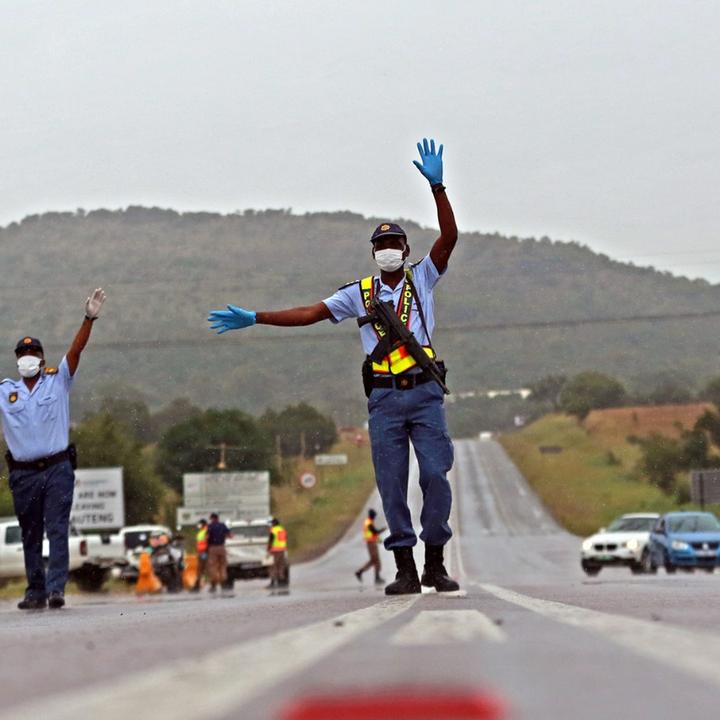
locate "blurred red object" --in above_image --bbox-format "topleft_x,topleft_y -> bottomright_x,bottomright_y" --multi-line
281,687 -> 506,720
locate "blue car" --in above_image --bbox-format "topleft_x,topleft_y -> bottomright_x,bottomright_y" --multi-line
647,512 -> 720,574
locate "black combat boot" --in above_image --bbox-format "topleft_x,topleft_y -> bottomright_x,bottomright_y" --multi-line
384,547 -> 421,596
18,596 -> 47,610
421,544 -> 460,592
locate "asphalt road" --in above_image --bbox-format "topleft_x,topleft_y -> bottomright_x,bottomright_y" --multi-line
2,438 -> 720,720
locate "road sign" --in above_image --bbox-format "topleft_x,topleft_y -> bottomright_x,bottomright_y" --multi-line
691,469 -> 720,507
182,471 -> 270,517
299,472 -> 317,489
71,467 -> 125,530
314,454 -> 348,466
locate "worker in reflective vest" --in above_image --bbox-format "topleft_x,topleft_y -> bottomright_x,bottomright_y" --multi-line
267,518 -> 289,589
192,518 -> 209,591
355,508 -> 385,585
208,138 -> 459,596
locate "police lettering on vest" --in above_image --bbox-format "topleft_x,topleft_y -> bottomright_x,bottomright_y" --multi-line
359,272 -> 435,375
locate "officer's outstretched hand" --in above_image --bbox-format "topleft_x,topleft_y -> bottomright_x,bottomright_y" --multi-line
85,288 -> 106,319
208,305 -> 257,334
413,137 -> 443,186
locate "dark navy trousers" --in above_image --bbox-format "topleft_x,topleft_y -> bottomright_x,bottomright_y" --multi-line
9,460 -> 75,599
368,381 -> 454,550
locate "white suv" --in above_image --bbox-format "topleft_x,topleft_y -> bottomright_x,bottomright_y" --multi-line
580,513 -> 660,576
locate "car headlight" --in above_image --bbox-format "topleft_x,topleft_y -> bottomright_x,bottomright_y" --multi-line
627,539 -> 641,551
582,539 -> 594,551
671,540 -> 690,551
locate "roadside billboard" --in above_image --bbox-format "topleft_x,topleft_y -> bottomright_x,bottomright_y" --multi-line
71,467 -> 125,530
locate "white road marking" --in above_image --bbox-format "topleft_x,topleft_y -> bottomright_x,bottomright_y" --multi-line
391,609 -> 506,645
481,583 -> 720,687
0,596 -> 420,720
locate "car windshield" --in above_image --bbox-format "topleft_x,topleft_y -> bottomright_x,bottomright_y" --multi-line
124,531 -> 153,550
229,524 -> 269,540
668,515 -> 720,533
606,517 -> 657,532
5,526 -> 21,545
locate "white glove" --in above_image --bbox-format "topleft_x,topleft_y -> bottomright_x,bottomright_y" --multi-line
85,288 -> 106,319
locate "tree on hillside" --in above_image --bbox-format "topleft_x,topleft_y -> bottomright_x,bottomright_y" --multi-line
149,398 -> 202,441
559,371 -> 626,421
72,412 -> 166,525
527,374 -> 567,410
96,396 -> 152,442
156,409 -> 275,491
260,402 -> 338,458
699,376 -> 720,408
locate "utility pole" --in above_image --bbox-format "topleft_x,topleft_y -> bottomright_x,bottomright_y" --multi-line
207,442 -> 244,471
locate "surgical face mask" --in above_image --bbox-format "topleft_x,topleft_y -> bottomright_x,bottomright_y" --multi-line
17,355 -> 41,378
374,248 -> 405,272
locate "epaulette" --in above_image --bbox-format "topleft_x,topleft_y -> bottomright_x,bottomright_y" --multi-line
44,367 -> 59,375
0,378 -> 13,385
337,280 -> 360,291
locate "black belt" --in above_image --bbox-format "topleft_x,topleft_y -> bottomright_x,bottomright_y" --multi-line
6,447 -> 72,472
371,370 -> 434,390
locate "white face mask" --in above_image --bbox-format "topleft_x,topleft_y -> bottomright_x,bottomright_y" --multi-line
17,355 -> 42,378
374,248 -> 405,272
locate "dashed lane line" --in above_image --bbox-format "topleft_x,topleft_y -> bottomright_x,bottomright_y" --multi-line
391,609 -> 507,645
0,595 -> 420,720
480,583 -> 720,688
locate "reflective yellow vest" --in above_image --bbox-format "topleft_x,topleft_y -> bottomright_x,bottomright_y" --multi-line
363,517 -> 379,543
270,525 -> 288,552
196,527 -> 208,553
360,274 -> 435,375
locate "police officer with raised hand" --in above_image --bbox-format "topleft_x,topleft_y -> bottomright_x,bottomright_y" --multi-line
208,138 -> 459,595
1,288 -> 106,610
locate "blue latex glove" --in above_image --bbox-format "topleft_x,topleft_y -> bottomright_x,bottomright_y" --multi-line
207,305 -> 257,334
412,137 -> 444,186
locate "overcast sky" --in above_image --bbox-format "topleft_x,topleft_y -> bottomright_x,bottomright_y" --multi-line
1,1 -> 719,280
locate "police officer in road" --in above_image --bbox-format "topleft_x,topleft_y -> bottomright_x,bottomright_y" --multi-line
355,508 -> 386,585
208,138 -> 459,595
1,289 -> 106,610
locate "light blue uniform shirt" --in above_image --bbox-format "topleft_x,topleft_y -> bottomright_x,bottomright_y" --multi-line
323,254 -> 444,357
0,356 -> 74,462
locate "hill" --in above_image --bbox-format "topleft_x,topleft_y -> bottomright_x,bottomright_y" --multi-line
500,404 -> 716,536
3,207 -> 720,426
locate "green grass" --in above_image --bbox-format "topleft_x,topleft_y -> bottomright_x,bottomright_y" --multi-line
272,437 -> 375,562
500,413 -> 720,536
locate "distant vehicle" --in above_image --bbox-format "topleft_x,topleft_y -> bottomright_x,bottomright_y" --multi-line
118,524 -> 174,582
646,512 -> 720,574
226,519 -> 273,581
580,513 -> 660,576
0,517 -> 125,591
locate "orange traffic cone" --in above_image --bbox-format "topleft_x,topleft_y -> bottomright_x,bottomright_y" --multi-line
183,553 -> 199,590
135,551 -> 162,594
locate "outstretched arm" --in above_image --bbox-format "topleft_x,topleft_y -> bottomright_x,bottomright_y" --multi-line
208,301 -> 331,334
429,188 -> 458,274
413,138 -> 458,274
67,288 -> 106,376
257,302 -> 332,326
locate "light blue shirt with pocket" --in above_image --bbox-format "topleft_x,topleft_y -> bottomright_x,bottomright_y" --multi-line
0,356 -> 74,461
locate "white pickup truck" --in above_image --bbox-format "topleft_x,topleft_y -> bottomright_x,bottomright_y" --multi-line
0,517 -> 125,591
226,519 -> 273,581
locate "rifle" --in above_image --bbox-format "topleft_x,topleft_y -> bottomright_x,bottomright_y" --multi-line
357,298 -> 450,394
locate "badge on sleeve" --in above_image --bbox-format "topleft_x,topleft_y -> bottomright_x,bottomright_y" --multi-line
9,392 -> 17,404
44,367 -> 58,375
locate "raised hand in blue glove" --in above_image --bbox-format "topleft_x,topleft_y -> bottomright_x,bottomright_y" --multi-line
207,305 -> 257,334
412,137 -> 444,186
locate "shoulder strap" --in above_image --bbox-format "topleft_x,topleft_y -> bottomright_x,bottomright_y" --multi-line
404,268 -> 435,353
